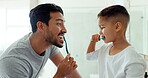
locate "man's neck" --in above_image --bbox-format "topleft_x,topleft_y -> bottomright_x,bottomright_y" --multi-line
29,33 -> 51,55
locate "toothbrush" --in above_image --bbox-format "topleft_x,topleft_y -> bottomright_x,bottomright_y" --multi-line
63,36 -> 69,54
99,37 -> 105,40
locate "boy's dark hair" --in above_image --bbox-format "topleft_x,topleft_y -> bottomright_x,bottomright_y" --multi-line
29,3 -> 64,33
98,5 -> 130,28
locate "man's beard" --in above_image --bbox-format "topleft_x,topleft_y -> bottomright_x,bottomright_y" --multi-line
45,32 -> 64,48
52,39 -> 63,48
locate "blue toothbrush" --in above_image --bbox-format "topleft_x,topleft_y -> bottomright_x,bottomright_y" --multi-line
99,37 -> 105,40
63,36 -> 69,54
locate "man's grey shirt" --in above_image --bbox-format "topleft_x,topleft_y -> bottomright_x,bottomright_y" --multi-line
0,33 -> 59,78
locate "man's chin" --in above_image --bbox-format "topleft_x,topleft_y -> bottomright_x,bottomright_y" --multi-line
57,45 -> 63,48
54,43 -> 63,48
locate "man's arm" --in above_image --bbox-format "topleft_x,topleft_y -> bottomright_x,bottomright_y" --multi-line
50,52 -> 81,78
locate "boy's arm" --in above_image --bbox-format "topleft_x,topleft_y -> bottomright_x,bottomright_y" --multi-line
50,52 -> 81,78
125,63 -> 146,78
87,41 -> 97,54
87,34 -> 100,54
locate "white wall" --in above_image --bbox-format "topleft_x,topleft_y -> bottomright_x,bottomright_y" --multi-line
130,0 -> 148,6
0,0 -> 30,54
129,0 -> 148,55
39,0 -> 112,8
0,0 -> 29,8
0,0 -> 148,78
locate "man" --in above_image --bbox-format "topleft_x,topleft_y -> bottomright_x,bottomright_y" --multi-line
0,3 -> 81,78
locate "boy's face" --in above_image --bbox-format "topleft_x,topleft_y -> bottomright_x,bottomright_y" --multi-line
43,12 -> 67,48
98,16 -> 117,43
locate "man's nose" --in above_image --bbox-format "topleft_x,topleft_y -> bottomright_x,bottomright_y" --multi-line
62,26 -> 67,33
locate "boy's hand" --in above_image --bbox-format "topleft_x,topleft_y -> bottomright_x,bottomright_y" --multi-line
91,34 -> 100,42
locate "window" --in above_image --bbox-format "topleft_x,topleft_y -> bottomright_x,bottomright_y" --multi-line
0,8 -> 30,55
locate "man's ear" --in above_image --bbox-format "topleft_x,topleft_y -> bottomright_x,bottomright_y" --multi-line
115,22 -> 122,32
36,21 -> 45,31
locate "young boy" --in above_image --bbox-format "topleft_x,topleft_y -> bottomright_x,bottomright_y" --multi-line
86,5 -> 146,78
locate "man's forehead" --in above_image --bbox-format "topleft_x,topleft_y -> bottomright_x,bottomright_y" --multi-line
55,18 -> 65,22
50,16 -> 65,22
50,13 -> 65,21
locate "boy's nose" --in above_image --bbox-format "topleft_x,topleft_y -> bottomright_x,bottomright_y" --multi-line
99,30 -> 103,35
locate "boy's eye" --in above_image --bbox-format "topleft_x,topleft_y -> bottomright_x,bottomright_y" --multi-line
100,27 -> 105,29
99,25 -> 105,29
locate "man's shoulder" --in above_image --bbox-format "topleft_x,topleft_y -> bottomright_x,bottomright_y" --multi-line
0,55 -> 32,78
6,33 -> 31,49
2,33 -> 32,55
0,55 -> 31,71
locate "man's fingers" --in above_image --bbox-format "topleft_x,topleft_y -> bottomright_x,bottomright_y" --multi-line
73,64 -> 78,70
63,53 -> 70,62
71,61 -> 76,66
68,57 -> 74,64
63,54 -> 77,69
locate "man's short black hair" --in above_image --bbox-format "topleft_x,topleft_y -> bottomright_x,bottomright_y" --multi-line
29,3 -> 64,33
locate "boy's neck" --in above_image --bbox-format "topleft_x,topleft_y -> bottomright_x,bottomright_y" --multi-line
109,40 -> 131,56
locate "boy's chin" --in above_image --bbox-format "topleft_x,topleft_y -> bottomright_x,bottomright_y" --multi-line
104,41 -> 111,43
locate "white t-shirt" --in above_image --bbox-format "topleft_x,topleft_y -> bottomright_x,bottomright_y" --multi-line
87,43 -> 146,78
0,33 -> 59,78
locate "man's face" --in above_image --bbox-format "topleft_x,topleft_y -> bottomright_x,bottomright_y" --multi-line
44,12 -> 67,48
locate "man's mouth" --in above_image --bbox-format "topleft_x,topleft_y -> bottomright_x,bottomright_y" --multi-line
58,35 -> 64,43
58,32 -> 65,43
59,35 -> 63,39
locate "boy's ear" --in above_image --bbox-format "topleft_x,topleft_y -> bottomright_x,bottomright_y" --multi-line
115,22 -> 122,32
36,21 -> 45,31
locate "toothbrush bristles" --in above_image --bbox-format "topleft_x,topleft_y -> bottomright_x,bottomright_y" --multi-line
99,37 -> 105,40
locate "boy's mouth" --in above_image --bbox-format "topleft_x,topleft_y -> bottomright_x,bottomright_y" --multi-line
99,36 -> 105,40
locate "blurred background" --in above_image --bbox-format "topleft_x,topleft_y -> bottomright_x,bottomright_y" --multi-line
0,0 -> 148,78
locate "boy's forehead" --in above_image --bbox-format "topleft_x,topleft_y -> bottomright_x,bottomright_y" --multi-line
98,17 -> 106,24
98,16 -> 115,24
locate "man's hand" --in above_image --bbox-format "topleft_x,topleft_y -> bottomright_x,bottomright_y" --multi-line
54,54 -> 77,78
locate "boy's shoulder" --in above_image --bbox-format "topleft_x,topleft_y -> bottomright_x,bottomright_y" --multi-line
123,46 -> 144,61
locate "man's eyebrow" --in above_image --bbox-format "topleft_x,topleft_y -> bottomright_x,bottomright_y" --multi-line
55,19 -> 65,22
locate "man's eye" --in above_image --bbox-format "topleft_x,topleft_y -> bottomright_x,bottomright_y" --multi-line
56,23 -> 62,26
